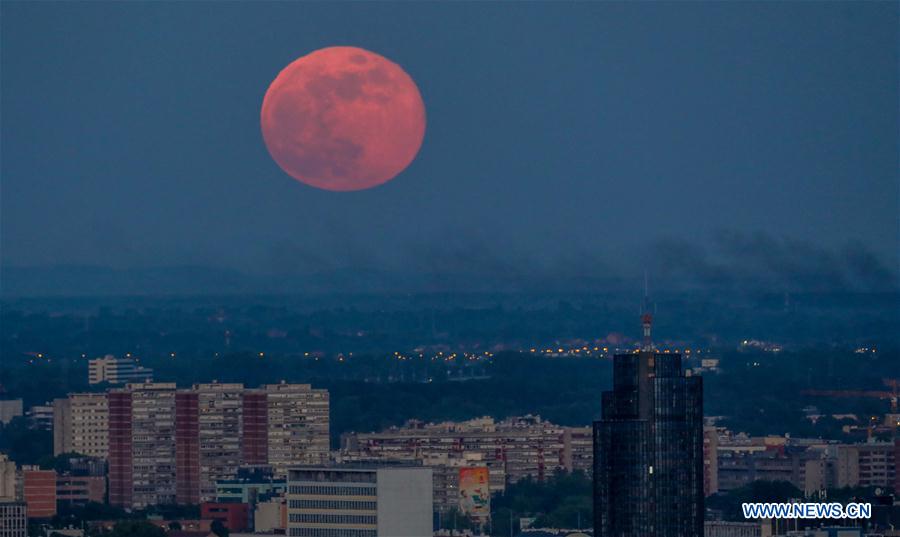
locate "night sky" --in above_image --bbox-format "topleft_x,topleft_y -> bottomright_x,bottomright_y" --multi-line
2,2 -> 897,293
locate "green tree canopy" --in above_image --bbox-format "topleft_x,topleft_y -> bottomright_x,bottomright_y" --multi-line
107,520 -> 166,537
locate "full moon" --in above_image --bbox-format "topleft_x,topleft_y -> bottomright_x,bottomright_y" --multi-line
261,46 -> 426,191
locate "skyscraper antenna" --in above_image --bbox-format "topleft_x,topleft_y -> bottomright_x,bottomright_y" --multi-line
641,270 -> 653,351
644,270 -> 649,301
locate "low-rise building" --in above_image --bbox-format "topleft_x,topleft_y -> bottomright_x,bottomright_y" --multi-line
287,465 -> 433,537
21,468 -> 56,519
215,467 -> 286,505
835,442 -> 896,489
704,521 -> 760,537
0,501 -> 27,537
334,450 -> 503,514
201,502 -> 250,532
254,498 -> 286,533
56,475 -> 106,506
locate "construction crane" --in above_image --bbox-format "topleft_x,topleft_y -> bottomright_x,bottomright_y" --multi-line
802,378 -> 899,441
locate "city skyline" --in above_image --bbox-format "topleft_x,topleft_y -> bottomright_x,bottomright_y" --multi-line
1,1 -> 898,536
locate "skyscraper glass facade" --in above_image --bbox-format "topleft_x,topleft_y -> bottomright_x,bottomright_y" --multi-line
594,350 -> 703,537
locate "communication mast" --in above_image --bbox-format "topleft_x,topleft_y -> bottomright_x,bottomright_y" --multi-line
641,271 -> 654,352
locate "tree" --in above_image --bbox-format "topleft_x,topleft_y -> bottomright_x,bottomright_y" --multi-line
56,501 -> 129,523
107,520 -> 166,537
490,469 -> 593,536
211,520 -> 230,537
436,508 -> 474,531
0,417 -> 51,465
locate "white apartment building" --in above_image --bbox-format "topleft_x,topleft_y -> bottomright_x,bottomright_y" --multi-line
53,393 -> 109,458
265,383 -> 330,477
88,355 -> 154,385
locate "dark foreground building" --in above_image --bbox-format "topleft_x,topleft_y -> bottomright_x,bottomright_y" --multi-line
594,313 -> 704,537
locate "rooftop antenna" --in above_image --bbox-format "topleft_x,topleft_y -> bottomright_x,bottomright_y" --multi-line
641,270 -> 654,352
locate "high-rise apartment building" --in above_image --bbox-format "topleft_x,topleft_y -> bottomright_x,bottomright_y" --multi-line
108,383 -> 178,508
176,383 -> 245,504
264,383 -> 330,477
703,426 -> 719,496
341,415 -> 592,487
88,355 -> 154,385
286,466 -> 433,537
0,457 -> 15,502
241,391 -> 269,466
593,314 -> 704,537
107,390 -> 133,508
895,439 -> 900,496
175,390 -> 200,506
53,393 -> 109,458
108,382 -> 329,508
197,383 -> 244,500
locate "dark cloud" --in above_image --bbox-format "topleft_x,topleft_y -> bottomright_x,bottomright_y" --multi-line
647,231 -> 898,293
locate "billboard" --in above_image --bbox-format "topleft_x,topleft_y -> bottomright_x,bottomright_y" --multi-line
458,466 -> 490,522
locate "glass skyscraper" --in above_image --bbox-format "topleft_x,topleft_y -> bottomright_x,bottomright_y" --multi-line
593,314 -> 704,537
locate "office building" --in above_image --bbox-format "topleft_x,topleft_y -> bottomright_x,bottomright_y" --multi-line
286,465 -> 433,537
53,393 -> 109,458
593,313 -> 704,537
0,502 -> 27,537
88,355 -> 153,385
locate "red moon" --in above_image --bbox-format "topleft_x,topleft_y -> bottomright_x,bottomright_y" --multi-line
261,46 -> 426,191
